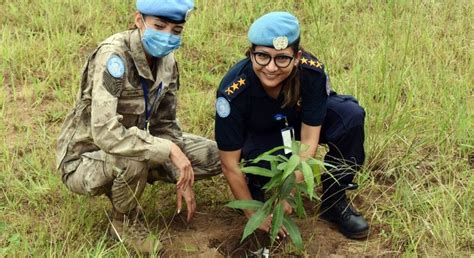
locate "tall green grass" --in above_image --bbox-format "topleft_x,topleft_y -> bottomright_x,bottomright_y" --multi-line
1,0 -> 472,256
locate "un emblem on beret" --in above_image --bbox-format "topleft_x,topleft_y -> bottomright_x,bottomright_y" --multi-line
273,36 -> 288,50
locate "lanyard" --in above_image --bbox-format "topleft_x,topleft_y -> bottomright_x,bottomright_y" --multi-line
140,78 -> 162,132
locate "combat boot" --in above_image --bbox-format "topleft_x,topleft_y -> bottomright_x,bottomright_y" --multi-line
109,208 -> 163,254
320,190 -> 369,239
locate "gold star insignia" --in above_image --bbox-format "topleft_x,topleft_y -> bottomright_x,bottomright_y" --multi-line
309,60 -> 316,66
315,61 -> 323,69
301,57 -> 308,64
230,82 -> 239,91
225,87 -> 234,95
238,78 -> 246,86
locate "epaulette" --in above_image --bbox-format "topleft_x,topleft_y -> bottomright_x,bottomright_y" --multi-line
219,73 -> 248,102
299,52 -> 325,74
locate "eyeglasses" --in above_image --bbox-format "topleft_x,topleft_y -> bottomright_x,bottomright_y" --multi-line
251,51 -> 295,68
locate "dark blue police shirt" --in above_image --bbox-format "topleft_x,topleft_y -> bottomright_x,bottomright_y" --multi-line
215,51 -> 328,160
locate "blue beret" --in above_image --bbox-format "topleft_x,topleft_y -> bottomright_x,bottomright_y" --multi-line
136,0 -> 194,22
248,12 -> 300,50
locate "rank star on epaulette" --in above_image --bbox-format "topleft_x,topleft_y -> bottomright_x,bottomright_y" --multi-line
225,77 -> 246,96
300,53 -> 325,73
315,61 -> 323,69
230,82 -> 239,91
225,87 -> 234,95
220,74 -> 248,102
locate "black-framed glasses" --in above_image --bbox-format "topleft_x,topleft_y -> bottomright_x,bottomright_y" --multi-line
251,51 -> 295,68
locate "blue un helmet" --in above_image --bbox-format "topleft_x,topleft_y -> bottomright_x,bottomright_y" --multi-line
248,12 -> 300,50
136,0 -> 194,23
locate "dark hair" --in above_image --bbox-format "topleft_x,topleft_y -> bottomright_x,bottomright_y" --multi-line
246,37 -> 301,108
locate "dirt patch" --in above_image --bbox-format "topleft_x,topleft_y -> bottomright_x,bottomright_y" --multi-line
155,202 -> 395,257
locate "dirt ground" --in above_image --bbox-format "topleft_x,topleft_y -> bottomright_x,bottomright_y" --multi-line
156,201 -> 396,257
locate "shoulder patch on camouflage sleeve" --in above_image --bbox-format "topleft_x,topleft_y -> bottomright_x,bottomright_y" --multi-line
103,55 -> 125,97
300,52 -> 325,74
219,74 -> 248,102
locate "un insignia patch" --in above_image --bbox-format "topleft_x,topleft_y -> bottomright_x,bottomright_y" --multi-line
216,97 -> 231,118
103,54 -> 125,97
106,55 -> 125,78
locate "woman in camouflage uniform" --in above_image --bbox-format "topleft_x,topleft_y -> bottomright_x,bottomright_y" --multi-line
56,0 -> 220,254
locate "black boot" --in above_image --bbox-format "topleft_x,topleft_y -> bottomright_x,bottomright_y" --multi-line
320,187 -> 369,239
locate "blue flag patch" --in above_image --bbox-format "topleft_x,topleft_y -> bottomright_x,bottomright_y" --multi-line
216,97 -> 231,118
106,55 -> 125,78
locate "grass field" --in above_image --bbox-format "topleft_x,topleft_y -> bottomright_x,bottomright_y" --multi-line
1,0 -> 473,256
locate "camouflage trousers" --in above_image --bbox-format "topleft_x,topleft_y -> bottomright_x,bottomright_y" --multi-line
62,133 -> 221,213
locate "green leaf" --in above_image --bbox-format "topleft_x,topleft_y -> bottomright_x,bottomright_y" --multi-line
313,163 -> 321,185
300,161 -> 315,199
291,140 -> 301,154
270,160 -> 278,172
286,195 -> 297,208
283,216 -> 304,250
239,158 -> 249,168
253,154 -> 286,164
252,146 -> 286,163
282,155 -> 300,179
307,158 -> 336,170
263,172 -> 283,190
255,155 -> 285,163
294,191 -> 306,218
242,199 -> 272,241
299,143 -> 309,153
277,155 -> 289,161
241,166 -> 274,177
226,200 -> 264,210
295,182 -> 308,195
279,174 -> 295,199
277,161 -> 287,171
270,203 -> 284,243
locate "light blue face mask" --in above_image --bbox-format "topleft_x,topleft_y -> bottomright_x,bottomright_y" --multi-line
141,17 -> 182,58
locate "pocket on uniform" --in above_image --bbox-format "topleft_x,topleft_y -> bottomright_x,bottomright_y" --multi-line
117,97 -> 145,128
78,156 -> 112,196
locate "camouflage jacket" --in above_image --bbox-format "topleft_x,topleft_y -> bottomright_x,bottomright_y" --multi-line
56,29 -> 183,176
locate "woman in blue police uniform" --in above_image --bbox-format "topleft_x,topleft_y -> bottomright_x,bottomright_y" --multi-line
215,12 -> 369,239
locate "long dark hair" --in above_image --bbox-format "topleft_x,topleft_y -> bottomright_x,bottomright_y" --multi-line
246,37 -> 301,108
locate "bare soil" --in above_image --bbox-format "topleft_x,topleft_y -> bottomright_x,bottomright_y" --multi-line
157,201 -> 395,257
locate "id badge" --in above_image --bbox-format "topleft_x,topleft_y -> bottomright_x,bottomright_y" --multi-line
281,127 -> 295,154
